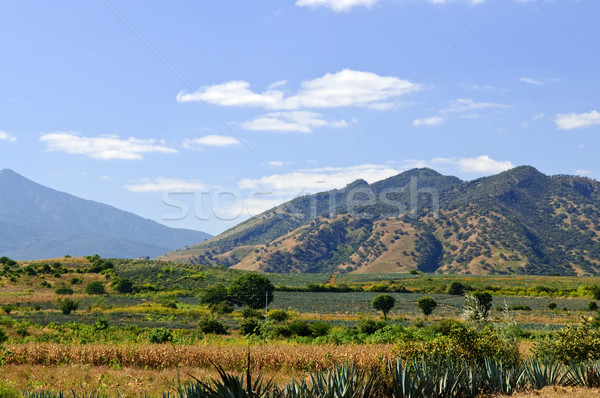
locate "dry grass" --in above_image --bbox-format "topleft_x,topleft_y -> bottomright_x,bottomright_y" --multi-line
505,386 -> 600,397
4,342 -> 395,371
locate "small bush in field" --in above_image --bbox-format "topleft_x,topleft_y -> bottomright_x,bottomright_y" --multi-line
85,281 -> 106,295
55,286 -> 74,295
59,299 -> 78,315
198,317 -> 228,335
357,319 -> 386,335
268,309 -> 289,322
148,328 -> 173,344
242,307 -> 264,320
240,318 -> 261,336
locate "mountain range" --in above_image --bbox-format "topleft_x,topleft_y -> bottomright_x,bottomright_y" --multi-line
160,166 -> 600,276
0,169 -> 211,260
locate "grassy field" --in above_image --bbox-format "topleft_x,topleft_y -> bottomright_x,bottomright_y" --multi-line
0,256 -> 599,396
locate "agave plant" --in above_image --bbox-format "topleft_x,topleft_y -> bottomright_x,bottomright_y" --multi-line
567,360 -> 600,388
24,393 -> 107,398
481,357 -> 526,395
523,357 -> 571,389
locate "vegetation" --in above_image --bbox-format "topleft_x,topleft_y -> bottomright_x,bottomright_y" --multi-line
417,296 -> 437,316
371,294 -> 395,320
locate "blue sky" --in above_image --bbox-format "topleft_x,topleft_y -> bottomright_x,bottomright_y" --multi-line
1,0 -> 599,235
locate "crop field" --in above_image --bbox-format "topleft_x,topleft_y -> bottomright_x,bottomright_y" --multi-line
0,257 -> 599,396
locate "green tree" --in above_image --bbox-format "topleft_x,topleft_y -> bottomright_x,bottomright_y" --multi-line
115,278 -> 134,294
371,294 -> 396,321
227,273 -> 274,309
417,296 -> 437,317
60,298 -> 78,315
200,283 -> 231,305
85,281 -> 106,295
447,281 -> 466,295
464,292 -> 493,321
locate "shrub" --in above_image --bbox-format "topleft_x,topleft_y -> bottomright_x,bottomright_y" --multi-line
288,320 -> 313,337
548,302 -> 557,310
115,278 -> 134,294
55,286 -> 74,295
268,309 -> 289,322
198,317 -> 228,335
589,301 -> 599,311
59,299 -> 78,315
242,307 -> 264,320
0,328 -> 8,344
447,281 -> 466,295
148,328 -> 173,344
534,320 -> 600,363
417,296 -> 437,316
1,305 -> 14,315
240,318 -> 261,336
161,298 -> 178,309
508,304 -> 531,311
273,325 -> 292,338
85,281 -> 106,295
310,322 -> 331,337
357,319 -> 386,335
69,277 -> 83,285
209,301 -> 234,314
430,319 -> 464,336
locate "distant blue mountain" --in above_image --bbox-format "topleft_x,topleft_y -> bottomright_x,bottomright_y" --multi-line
0,169 -> 211,260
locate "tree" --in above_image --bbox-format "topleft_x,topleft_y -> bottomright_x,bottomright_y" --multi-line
200,283 -> 231,305
447,281 -> 466,296
227,273 -> 274,309
60,299 -> 78,315
85,281 -> 106,295
417,296 -> 437,317
115,278 -> 134,294
372,294 -> 396,320
463,292 -> 493,321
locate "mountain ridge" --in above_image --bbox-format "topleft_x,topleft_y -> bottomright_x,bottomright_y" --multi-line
0,169 -> 211,260
160,166 -> 600,276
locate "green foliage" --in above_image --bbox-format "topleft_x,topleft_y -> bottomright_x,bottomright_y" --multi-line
200,283 -> 231,305
85,255 -> 114,273
241,307 -> 264,320
371,294 -> 396,320
209,301 -> 233,314
447,281 -> 466,295
240,318 -> 261,336
417,296 -> 437,316
464,292 -> 493,321
55,286 -> 74,295
357,319 -> 386,335
148,327 -> 173,344
267,309 -> 288,322
589,301 -> 599,311
228,273 -> 274,309
0,328 -> 8,344
198,317 -> 228,335
287,320 -> 313,337
59,299 -> 78,315
534,320 -> 600,363
508,304 -> 532,311
548,302 -> 557,310
85,281 -> 106,295
114,278 -> 134,294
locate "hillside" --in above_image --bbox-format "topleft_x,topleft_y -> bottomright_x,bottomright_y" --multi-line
0,169 -> 211,259
160,166 -> 600,276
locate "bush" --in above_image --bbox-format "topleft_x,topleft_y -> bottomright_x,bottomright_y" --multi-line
1,305 -> 14,315
589,301 -> 599,311
85,281 -> 106,295
357,319 -> 386,335
430,319 -> 464,336
310,322 -> 331,337
161,298 -> 178,309
288,320 -> 313,337
273,325 -> 292,338
115,278 -> 135,294
70,277 -> 83,285
59,299 -> 78,315
242,307 -> 264,320
209,301 -> 234,314
508,304 -> 531,311
55,286 -> 74,295
548,302 -> 557,310
148,328 -> 173,344
447,281 -> 466,295
0,328 -> 8,344
240,318 -> 261,336
198,317 -> 228,335
534,320 -> 600,363
268,309 -> 289,322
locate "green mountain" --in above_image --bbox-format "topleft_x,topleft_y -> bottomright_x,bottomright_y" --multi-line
160,166 -> 600,276
0,169 -> 211,260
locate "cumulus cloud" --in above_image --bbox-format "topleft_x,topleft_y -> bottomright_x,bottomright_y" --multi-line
412,115 -> 445,126
124,177 -> 207,192
40,132 -> 176,160
183,135 -> 239,148
241,111 -> 347,133
519,77 -> 543,85
555,110 -> 600,130
295,0 -> 378,12
432,155 -> 514,173
413,98 -> 508,127
178,69 -> 419,111
269,161 -> 285,167
0,131 -> 17,142
238,163 -> 400,192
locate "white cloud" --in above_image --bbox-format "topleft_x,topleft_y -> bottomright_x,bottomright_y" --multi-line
432,155 -> 514,173
0,131 -> 17,142
532,112 -> 545,120
182,135 -> 239,148
428,0 -> 486,4
124,177 -> 207,192
177,69 -> 420,111
295,0 -> 378,12
241,111 -> 347,133
40,132 -> 176,160
238,163 -> 400,192
574,169 -> 592,176
519,77 -> 543,85
413,115 -> 445,126
269,161 -> 285,167
555,110 -> 600,130
413,98 -> 508,127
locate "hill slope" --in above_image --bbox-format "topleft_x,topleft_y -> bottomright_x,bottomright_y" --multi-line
0,169 -> 211,259
161,166 -> 600,276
